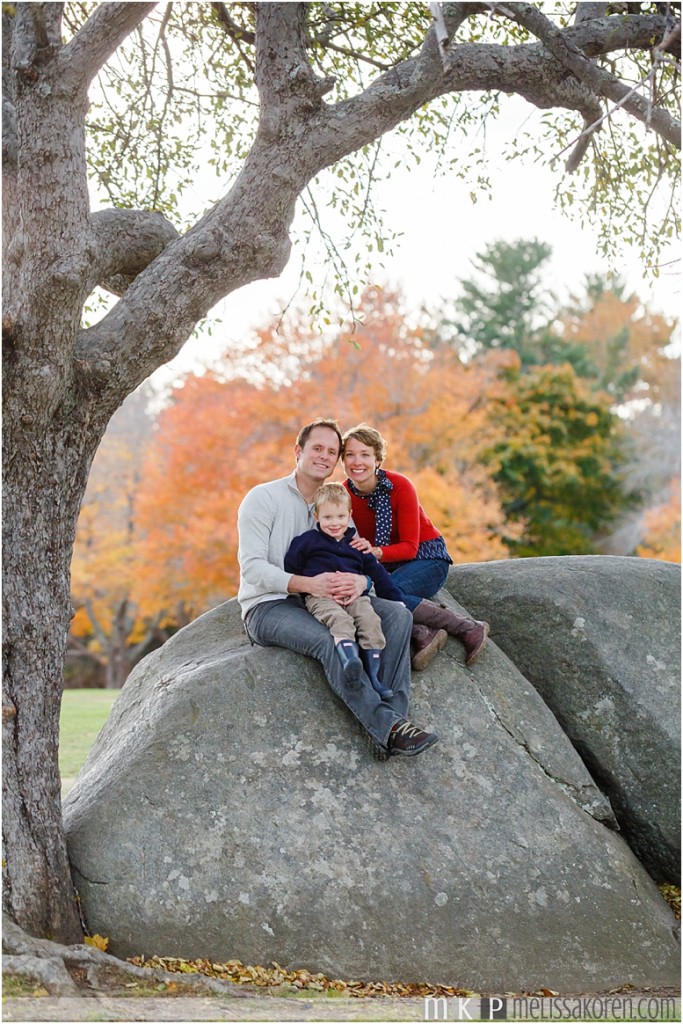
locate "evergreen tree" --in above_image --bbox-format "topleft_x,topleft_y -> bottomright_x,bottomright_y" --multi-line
447,238 -> 595,375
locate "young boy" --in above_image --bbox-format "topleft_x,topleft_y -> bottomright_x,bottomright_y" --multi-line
284,482 -> 405,699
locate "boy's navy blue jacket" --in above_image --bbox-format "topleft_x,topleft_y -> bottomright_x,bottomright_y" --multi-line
284,526 -> 405,603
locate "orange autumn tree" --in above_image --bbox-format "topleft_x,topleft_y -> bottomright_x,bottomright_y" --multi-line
132,373 -> 300,619
637,481 -> 681,564
70,387 -> 163,688
133,287 -> 511,622
559,277 -> 678,405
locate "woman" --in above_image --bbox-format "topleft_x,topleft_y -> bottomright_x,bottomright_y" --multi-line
342,423 -> 489,672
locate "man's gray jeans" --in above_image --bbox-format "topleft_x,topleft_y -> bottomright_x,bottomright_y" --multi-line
245,595 -> 412,749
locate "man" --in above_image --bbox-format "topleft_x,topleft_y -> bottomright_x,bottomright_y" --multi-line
237,417 -> 439,758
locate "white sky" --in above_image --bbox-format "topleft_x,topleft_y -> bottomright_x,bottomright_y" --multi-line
151,94 -> 680,387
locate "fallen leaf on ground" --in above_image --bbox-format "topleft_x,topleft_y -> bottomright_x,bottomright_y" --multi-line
128,954 -> 476,999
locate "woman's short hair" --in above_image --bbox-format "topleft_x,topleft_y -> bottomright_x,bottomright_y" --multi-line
341,423 -> 387,464
314,482 -> 351,513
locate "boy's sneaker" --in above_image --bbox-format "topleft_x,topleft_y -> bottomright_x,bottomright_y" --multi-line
388,719 -> 439,757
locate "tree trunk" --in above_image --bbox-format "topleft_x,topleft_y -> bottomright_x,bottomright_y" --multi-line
2,424 -> 96,942
105,651 -> 130,691
104,599 -> 134,689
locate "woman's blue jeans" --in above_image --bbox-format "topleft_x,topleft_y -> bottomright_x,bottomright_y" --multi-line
388,558 -> 450,612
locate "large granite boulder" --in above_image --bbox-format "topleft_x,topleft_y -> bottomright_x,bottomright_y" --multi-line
63,595 -> 679,992
447,555 -> 681,882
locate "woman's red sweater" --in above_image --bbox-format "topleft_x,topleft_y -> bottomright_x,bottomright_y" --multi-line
344,470 -> 441,565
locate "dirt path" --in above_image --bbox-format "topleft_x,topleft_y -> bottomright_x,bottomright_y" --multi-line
3,991 -> 681,1022
1,993 -> 425,1021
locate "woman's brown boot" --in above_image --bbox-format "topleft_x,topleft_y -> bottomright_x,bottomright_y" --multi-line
413,599 -> 489,666
410,624 -> 448,671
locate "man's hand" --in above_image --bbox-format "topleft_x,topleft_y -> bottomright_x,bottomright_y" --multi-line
328,571 -> 366,605
292,571 -> 366,605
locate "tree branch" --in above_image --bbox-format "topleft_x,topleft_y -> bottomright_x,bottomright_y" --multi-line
82,599 -> 108,653
211,2 -> 255,47
254,2 -> 335,129
89,208 -> 180,296
567,12 -> 679,58
211,2 -> 255,74
29,4 -> 62,51
491,3 -> 680,147
8,2 -> 64,70
437,3 -> 490,49
71,3 -> 680,410
573,3 -> 607,24
60,2 -> 158,91
74,152 -> 299,403
556,64 -> 658,171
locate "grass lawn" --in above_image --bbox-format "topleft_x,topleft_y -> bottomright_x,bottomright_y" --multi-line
59,688 -> 119,779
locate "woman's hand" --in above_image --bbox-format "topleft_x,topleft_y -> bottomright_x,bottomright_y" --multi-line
349,536 -> 373,553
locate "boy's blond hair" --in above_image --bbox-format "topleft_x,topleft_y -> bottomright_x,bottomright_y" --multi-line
314,482 -> 351,514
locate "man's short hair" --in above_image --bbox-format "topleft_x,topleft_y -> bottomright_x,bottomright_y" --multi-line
296,418 -> 343,454
314,482 -> 351,513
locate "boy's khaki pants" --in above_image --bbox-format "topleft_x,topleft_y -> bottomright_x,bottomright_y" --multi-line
305,594 -> 386,648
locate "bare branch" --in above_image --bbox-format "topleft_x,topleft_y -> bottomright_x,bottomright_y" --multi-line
556,66 -> 657,171
490,3 -> 680,147
657,21 -> 681,60
89,209 -> 179,296
211,2 -> 255,47
60,2 -> 157,91
573,3 -> 607,23
211,2 -> 256,73
309,36 -> 393,72
430,2 -> 450,67
564,120 -> 596,173
81,598 -> 108,652
254,3 -> 334,121
29,3 -> 64,51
